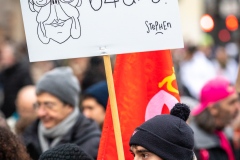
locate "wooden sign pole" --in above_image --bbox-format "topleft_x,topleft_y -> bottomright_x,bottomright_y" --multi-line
103,55 -> 125,160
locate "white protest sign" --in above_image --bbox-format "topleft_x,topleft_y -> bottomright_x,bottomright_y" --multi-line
20,0 -> 183,62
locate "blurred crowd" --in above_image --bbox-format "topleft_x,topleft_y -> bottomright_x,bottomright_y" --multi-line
173,34 -> 239,101
0,37 -> 110,160
0,33 -> 240,160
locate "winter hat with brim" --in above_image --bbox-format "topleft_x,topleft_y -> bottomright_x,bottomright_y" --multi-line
192,77 -> 235,116
36,67 -> 80,107
39,143 -> 93,160
129,103 -> 194,160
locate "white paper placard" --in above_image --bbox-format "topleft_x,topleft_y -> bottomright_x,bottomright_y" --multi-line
20,0 -> 183,62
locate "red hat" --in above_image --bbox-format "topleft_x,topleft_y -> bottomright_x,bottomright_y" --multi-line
192,77 -> 236,116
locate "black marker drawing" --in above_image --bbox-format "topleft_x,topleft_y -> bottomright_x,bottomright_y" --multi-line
28,0 -> 82,44
123,0 -> 136,6
145,20 -> 172,35
89,0 -> 159,11
152,0 -> 160,3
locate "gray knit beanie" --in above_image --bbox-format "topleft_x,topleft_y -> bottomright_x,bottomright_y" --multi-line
36,67 -> 80,107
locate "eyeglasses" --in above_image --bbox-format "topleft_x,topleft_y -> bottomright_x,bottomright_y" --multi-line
33,101 -> 58,111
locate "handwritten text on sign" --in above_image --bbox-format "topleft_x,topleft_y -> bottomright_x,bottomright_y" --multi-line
89,0 -> 162,11
20,0 -> 183,61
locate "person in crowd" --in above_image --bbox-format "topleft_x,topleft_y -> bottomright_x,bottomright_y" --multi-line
0,126 -> 31,160
30,61 -> 56,84
198,33 -> 215,60
129,103 -> 196,160
68,57 -> 90,85
212,45 -> 238,84
190,77 -> 240,160
0,40 -> 33,118
14,85 -> 37,135
81,57 -> 106,91
22,67 -> 101,160
0,111 -> 9,129
231,112 -> 240,154
39,143 -> 93,160
179,45 -> 216,99
81,81 -> 108,129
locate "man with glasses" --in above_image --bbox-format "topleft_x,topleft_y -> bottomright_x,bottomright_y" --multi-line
22,67 -> 101,160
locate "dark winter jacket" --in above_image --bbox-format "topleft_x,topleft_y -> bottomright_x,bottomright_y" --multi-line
0,61 -> 33,118
22,113 -> 101,160
190,120 -> 240,160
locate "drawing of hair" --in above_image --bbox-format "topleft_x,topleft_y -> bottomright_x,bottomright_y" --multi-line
28,0 -> 82,44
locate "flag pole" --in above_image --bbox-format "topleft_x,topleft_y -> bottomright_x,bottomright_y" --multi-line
103,55 -> 125,160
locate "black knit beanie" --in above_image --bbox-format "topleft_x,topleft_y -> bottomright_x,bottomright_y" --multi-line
129,103 -> 194,160
39,143 -> 93,160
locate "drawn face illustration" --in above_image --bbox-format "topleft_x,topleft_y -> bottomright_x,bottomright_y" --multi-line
28,0 -> 82,44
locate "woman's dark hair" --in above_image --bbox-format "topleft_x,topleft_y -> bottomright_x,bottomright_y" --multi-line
0,127 -> 31,160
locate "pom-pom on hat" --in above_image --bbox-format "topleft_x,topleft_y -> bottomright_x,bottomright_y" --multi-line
39,143 -> 93,160
129,103 -> 194,160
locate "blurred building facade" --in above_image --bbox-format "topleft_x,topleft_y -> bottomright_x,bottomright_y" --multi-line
179,0 -> 204,45
0,0 -> 25,42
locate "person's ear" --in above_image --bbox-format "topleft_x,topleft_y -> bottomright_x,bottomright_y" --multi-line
208,103 -> 219,116
64,104 -> 74,112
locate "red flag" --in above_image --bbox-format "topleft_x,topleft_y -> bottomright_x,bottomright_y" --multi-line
98,50 -> 180,160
